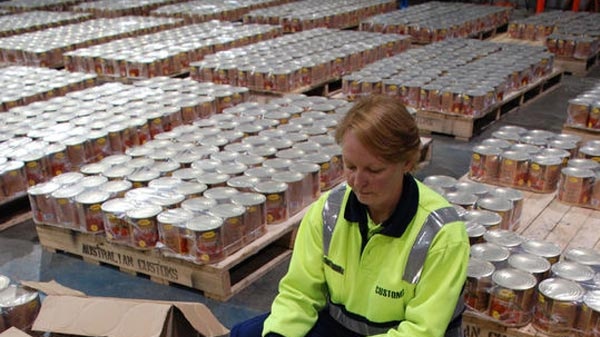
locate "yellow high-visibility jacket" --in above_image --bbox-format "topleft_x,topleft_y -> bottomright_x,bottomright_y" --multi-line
263,175 -> 469,337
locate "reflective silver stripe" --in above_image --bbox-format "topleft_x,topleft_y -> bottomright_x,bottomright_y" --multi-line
403,206 -> 461,284
328,303 -> 394,336
322,183 -> 346,256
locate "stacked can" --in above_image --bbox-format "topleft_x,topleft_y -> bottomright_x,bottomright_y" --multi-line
566,84 -> 600,130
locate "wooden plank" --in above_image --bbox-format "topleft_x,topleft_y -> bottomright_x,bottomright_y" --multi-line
544,206 -> 593,251
561,124 -> 600,143
513,191 -> 556,234
36,208 -> 305,301
566,209 -> 600,251
555,52 -> 600,77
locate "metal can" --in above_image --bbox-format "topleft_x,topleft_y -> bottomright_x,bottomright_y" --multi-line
508,253 -> 551,283
464,209 -> 503,231
127,203 -> 162,249
455,181 -> 490,198
209,203 -> 246,255
476,197 -> 513,230
466,221 -> 486,246
181,196 -> 217,215
489,268 -> 538,327
173,181 -> 207,199
499,150 -> 530,187
558,167 -> 595,205
27,181 -> 60,224
423,175 -> 457,193
466,257 -> 495,312
290,161 -> 321,207
470,145 -> 502,182
51,184 -> 85,228
101,198 -> 135,244
231,192 -> 267,243
551,261 -> 595,285
577,290 -> 600,337
253,181 -> 289,224
18,150 -> 49,187
272,171 -> 305,216
445,191 -> 478,210
488,187 -> 524,230
520,239 -> 562,265
204,186 -> 239,204
471,242 -> 511,269
527,155 -> 563,193
157,208 -> 194,256
0,161 -> 28,197
533,278 -> 586,335
186,214 -> 225,264
484,230 -> 523,252
0,284 -> 41,331
75,190 -> 110,233
564,247 -> 600,273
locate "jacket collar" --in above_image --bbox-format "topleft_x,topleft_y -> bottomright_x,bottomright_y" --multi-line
344,174 -> 419,238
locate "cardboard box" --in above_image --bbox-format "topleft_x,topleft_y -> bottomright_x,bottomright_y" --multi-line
20,281 -> 229,337
0,327 -> 33,337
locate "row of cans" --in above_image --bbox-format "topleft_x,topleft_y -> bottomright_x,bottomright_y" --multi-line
547,34 -> 599,60
70,0 -> 182,18
0,10 -> 92,38
360,1 -> 511,44
242,0 -> 396,33
151,0 -> 295,24
0,78 -> 253,199
423,175 -> 523,231
341,38 -> 553,116
507,10 -> 584,41
0,275 -> 41,334
0,16 -> 184,67
64,21 -> 283,79
191,28 -> 411,93
467,233 -> 600,336
0,65 -> 97,112
566,83 -> 600,130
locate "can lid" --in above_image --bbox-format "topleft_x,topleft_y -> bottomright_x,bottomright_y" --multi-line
51,184 -> 85,199
80,162 -> 111,175
186,214 -> 223,231
0,284 -> 39,307
276,148 -> 306,160
480,138 -> 512,150
492,268 -> 537,290
484,230 -> 523,249
126,203 -> 163,219
423,175 -> 457,190
561,166 -> 596,179
263,158 -> 293,171
216,162 -> 248,176
584,290 -> 600,311
28,181 -> 61,196
80,175 -> 109,189
254,181 -> 288,194
567,158 -> 600,170
75,189 -> 111,204
476,197 -> 512,213
520,239 -> 561,259
204,187 -> 239,201
209,203 -> 246,218
157,208 -> 194,225
101,198 -> 136,213
445,191 -> 478,206
467,257 -> 495,278
501,150 -> 530,161
472,144 -> 502,156
148,177 -> 183,190
551,261 -> 595,282
51,172 -> 84,186
146,189 -> 186,207
471,243 -> 510,262
508,253 -> 551,274
530,154 -> 563,166
455,181 -> 489,197
231,192 -> 267,206
465,221 -> 486,238
564,247 -> 600,267
181,197 -> 218,213
538,277 -> 586,301
174,181 -> 208,196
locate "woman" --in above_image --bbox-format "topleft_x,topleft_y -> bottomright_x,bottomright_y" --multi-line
231,95 -> 469,337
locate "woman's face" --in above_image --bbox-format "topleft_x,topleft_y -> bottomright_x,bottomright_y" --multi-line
341,130 -> 407,213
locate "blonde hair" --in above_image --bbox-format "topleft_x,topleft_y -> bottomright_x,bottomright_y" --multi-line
335,95 -> 421,170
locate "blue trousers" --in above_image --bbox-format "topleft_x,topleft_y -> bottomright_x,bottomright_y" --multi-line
230,310 -> 364,337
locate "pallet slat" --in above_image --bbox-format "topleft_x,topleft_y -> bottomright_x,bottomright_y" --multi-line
36,209 -> 305,301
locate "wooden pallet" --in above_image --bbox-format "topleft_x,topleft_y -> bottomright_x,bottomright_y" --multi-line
36,209 -> 306,301
416,69 -> 563,141
0,193 -> 32,232
555,52 -> 600,77
460,175 -> 599,337
489,32 -> 545,47
251,77 -> 343,102
561,123 -> 600,143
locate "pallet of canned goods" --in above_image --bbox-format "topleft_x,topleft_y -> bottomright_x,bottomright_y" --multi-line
150,0 -> 295,24
242,0 -> 396,33
191,28 -> 411,95
0,16 -> 183,68
70,0 -> 182,18
65,21 -> 282,80
0,11 -> 93,38
359,1 -> 511,44
0,77 -> 251,202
